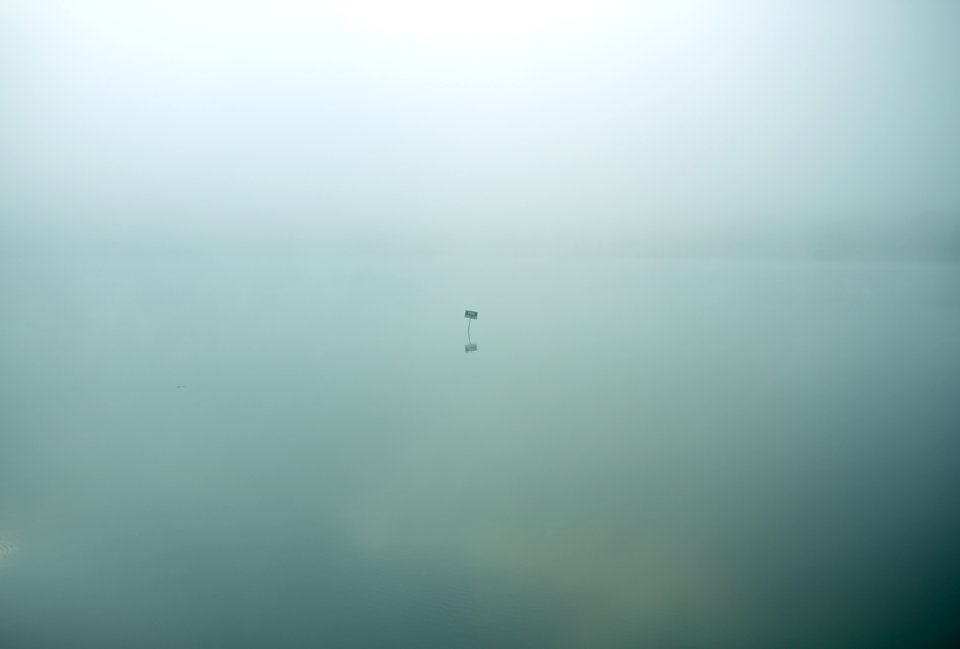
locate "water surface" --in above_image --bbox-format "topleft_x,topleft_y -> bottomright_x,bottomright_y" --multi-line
1,257 -> 958,648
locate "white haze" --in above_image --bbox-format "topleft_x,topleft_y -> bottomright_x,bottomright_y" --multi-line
2,0 -> 959,257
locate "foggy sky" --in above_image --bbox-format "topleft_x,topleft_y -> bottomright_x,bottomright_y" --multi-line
2,0 -> 959,258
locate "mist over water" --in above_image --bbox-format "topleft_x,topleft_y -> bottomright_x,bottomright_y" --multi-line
3,1 -> 960,647
3,0 -> 960,260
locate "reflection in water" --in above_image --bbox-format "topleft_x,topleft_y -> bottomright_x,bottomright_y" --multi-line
465,309 -> 478,353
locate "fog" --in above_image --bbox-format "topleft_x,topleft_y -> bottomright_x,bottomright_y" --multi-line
2,0 -> 959,257
2,3 -> 960,649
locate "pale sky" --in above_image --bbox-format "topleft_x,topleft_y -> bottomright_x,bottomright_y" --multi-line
3,0 -> 959,256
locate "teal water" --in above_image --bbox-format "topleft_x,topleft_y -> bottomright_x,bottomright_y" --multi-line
1,257 -> 959,648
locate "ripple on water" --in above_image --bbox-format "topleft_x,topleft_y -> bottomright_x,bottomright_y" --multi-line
0,535 -> 19,565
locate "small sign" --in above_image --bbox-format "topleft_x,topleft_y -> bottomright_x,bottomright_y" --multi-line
464,310 -> 478,319
464,343 -> 478,353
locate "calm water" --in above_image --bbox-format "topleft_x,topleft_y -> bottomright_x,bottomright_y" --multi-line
1,257 -> 959,648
